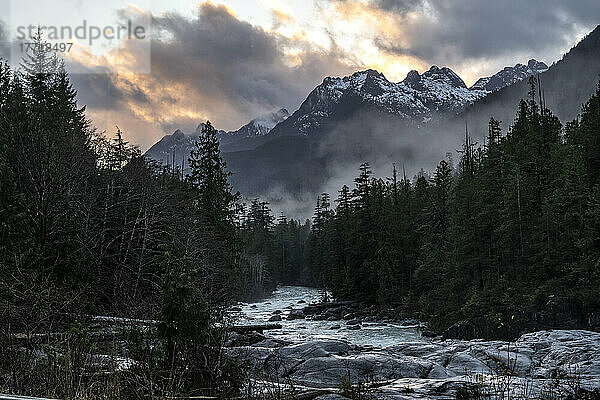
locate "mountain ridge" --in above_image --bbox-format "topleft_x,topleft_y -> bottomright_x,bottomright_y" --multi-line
470,59 -> 548,92
144,25 -> 600,205
145,108 -> 289,167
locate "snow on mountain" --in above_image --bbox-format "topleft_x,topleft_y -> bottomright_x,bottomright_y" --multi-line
146,60 -> 551,168
270,67 -> 488,137
144,109 -> 289,167
470,59 -> 549,92
225,108 -> 290,139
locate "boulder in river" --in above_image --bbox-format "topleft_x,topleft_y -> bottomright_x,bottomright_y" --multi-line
287,309 -> 305,320
342,313 -> 357,320
269,315 -> 282,322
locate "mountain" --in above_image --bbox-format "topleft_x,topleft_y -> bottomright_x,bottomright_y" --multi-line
144,125 -> 220,168
459,25 -> 600,136
228,108 -> 290,138
145,108 -> 289,167
222,66 -> 490,198
144,26 -> 600,210
470,59 -> 548,92
224,62 -> 551,198
147,59 -> 550,172
267,67 -> 487,139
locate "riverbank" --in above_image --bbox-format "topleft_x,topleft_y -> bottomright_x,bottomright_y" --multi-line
228,286 -> 600,399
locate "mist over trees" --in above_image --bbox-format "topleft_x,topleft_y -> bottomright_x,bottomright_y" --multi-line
297,77 -> 600,338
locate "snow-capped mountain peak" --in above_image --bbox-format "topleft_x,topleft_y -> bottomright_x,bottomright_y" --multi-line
420,65 -> 468,88
218,108 -> 290,140
470,59 -> 549,92
271,66 -> 486,137
239,108 -> 290,137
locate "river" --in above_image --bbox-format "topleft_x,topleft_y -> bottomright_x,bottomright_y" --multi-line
232,285 -> 424,348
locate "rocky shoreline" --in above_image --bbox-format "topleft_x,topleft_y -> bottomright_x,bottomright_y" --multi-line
229,294 -> 600,399
227,329 -> 600,399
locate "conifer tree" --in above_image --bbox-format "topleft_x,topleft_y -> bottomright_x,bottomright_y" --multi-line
188,121 -> 238,227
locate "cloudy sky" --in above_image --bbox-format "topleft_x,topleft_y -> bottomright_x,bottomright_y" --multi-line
1,0 -> 598,149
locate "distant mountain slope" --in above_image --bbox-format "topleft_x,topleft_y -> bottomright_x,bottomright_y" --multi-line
470,59 -> 548,92
145,109 -> 289,167
460,25 -> 600,136
228,108 -> 290,138
144,125 -> 223,168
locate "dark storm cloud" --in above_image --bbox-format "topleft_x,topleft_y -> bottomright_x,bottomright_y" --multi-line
146,3 -> 353,129
369,0 -> 600,64
68,67 -> 126,111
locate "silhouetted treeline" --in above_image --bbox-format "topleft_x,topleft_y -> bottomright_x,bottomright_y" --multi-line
0,35 -> 245,398
301,78 -> 600,336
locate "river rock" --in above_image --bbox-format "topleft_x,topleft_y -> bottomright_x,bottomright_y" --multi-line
269,315 -> 282,322
280,340 -> 353,358
287,309 -> 305,320
330,324 -> 341,330
289,351 -> 429,388
347,319 -> 361,326
255,338 -> 291,348
421,329 -> 437,338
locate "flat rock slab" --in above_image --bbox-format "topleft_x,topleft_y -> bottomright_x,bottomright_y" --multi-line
231,329 -> 600,399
